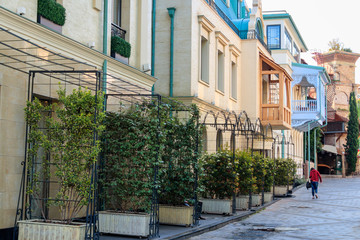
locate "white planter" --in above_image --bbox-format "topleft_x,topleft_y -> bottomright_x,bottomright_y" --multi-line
236,195 -> 249,210
38,15 -> 62,33
263,192 -> 273,203
18,219 -> 86,240
99,211 -> 150,237
274,186 -> 288,196
251,194 -> 261,207
201,199 -> 232,215
159,205 -> 193,226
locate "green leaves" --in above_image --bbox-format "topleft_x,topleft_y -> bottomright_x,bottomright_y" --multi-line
25,87 -> 104,222
38,0 -> 66,26
274,158 -> 296,186
111,36 -> 131,58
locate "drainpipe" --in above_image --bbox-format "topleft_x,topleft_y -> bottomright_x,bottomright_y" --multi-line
281,130 -> 285,159
151,0 -> 156,93
102,0 -> 109,93
167,7 -> 176,97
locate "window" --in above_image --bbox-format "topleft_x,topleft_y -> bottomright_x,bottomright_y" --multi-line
231,61 -> 237,99
217,50 -> 224,92
293,43 -> 300,62
201,36 -> 209,83
267,25 -> 280,49
284,28 -> 292,52
216,130 -> 223,152
112,0 -> 122,26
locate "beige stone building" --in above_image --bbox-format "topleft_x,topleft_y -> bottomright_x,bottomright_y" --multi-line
153,0 -> 292,155
0,0 -> 156,236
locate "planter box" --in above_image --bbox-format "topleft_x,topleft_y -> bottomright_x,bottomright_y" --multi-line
201,199 -> 232,215
159,205 -> 193,226
99,211 -> 150,237
111,51 -> 129,64
274,186 -> 288,196
236,195 -> 249,210
38,15 -> 62,33
18,219 -> 85,240
251,194 -> 261,207
263,192 -> 273,203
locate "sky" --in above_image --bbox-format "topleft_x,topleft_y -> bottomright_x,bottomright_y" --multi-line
253,0 -> 360,82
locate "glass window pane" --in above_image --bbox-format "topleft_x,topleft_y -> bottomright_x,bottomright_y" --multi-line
285,28 -> 292,52
267,25 -> 280,49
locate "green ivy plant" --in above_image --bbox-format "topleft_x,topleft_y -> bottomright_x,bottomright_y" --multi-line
111,36 -> 131,58
100,102 -> 160,213
25,87 -> 104,224
38,0 -> 66,26
158,104 -> 202,206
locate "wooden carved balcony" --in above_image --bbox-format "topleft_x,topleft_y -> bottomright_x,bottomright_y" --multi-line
260,53 -> 292,130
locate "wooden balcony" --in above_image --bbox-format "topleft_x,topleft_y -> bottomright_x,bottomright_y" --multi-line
259,53 -> 292,130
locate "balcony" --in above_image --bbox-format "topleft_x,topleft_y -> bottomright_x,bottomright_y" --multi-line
111,23 -> 126,39
260,53 -> 292,130
291,63 -> 330,131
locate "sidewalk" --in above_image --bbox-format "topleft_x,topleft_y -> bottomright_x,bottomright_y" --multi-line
100,196 -> 285,240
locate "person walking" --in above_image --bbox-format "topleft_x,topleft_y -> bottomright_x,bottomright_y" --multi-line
309,167 -> 322,199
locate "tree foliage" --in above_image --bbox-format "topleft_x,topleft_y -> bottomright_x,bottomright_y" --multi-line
344,92 -> 359,174
328,38 -> 352,52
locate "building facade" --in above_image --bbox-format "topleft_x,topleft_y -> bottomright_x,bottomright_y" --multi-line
0,0 -> 156,237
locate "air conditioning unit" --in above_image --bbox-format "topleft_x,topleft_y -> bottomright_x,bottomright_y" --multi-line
142,64 -> 151,72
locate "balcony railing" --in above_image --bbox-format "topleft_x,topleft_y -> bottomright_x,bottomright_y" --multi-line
111,23 -> 126,39
292,100 -> 317,112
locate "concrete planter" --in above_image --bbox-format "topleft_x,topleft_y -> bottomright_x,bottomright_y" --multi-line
111,51 -> 129,64
38,15 -> 62,33
18,219 -> 85,240
99,211 -> 150,237
251,194 -> 261,207
274,186 -> 289,196
159,205 -> 193,226
201,199 -> 232,215
263,192 -> 273,203
236,195 -> 249,210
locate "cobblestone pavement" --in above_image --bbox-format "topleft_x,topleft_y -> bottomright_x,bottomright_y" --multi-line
189,177 -> 360,240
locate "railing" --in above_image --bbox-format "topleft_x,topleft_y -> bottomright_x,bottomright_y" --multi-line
261,104 -> 291,127
111,23 -> 126,39
292,100 -> 317,112
240,30 -> 271,54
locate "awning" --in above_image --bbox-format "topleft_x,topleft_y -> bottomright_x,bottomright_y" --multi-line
322,145 -> 338,155
0,26 -> 95,74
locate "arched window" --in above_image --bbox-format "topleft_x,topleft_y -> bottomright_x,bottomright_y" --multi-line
256,18 -> 264,40
230,133 -> 236,152
216,130 -> 223,152
202,129 -> 208,153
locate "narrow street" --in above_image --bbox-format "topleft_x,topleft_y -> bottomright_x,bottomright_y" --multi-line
190,177 -> 360,240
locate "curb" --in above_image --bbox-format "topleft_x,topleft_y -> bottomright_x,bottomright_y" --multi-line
159,199 -> 281,240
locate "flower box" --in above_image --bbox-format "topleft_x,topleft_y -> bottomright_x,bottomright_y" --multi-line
236,195 -> 249,210
201,199 -> 232,215
99,211 -> 150,237
18,219 -> 85,240
274,186 -> 289,196
38,15 -> 62,33
159,205 -> 193,227
251,194 -> 261,207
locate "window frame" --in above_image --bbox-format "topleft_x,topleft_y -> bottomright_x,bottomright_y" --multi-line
266,25 -> 281,49
284,28 -> 292,53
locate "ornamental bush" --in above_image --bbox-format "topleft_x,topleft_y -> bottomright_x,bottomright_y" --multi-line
251,154 -> 274,193
38,0 -> 66,26
25,87 -> 104,223
235,150 -> 254,195
100,102 -> 160,213
111,36 -> 131,58
200,149 -> 236,199
274,158 -> 296,186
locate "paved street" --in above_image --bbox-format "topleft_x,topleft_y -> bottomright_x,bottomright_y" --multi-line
190,177 -> 360,240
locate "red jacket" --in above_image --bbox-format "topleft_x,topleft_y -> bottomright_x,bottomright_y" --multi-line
310,169 -> 322,183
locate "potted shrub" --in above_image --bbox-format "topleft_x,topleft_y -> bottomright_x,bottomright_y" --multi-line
18,87 -> 104,240
111,36 -> 131,64
262,157 -> 274,203
251,154 -> 266,207
200,149 -> 235,215
38,0 -> 66,33
158,105 -> 202,226
235,150 -> 255,210
274,158 -> 296,196
99,102 -> 159,237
